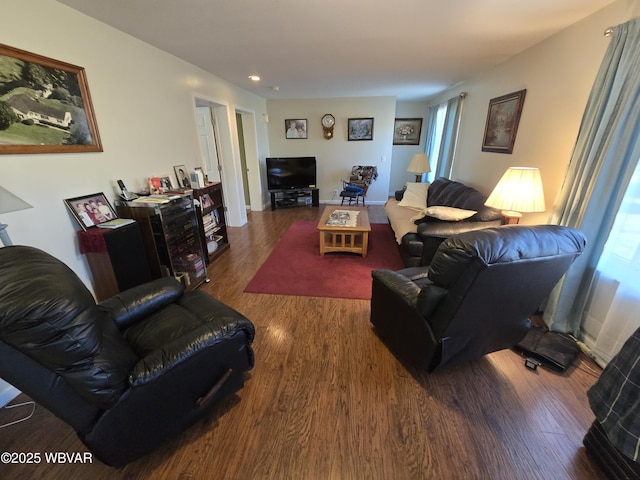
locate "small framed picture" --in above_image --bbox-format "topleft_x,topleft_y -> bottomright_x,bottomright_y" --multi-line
64,192 -> 117,230
173,164 -> 191,188
285,119 -> 307,139
159,175 -> 174,191
348,118 -> 374,141
393,118 -> 423,145
482,89 -> 527,154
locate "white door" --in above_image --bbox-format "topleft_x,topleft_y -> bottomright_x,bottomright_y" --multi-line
196,106 -> 221,182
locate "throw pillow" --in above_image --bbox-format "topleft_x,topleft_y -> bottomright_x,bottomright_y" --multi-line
411,205 -> 477,223
397,182 -> 429,210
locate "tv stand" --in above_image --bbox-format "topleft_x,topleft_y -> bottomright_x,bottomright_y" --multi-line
270,188 -> 319,211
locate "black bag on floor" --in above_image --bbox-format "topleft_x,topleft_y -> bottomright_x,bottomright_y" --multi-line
514,327 -> 580,371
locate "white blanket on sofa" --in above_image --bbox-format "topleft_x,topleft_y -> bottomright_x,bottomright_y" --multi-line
384,198 -> 420,244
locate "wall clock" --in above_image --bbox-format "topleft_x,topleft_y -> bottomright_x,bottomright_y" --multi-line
321,114 -> 335,139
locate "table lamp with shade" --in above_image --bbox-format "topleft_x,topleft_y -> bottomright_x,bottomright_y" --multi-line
484,167 -> 545,224
0,185 -> 32,246
407,153 -> 431,182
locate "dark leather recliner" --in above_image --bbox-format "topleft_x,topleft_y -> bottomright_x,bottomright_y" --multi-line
0,245 -> 255,467
370,225 -> 586,372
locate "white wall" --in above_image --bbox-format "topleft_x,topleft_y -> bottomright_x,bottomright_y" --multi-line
265,97 -> 396,204
390,101 -> 429,194
426,0 -> 640,225
1,0 -> 269,292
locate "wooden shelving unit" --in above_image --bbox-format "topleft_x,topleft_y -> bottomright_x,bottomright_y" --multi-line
193,183 -> 230,265
115,193 -> 208,290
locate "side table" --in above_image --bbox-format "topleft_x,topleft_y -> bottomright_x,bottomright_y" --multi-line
78,222 -> 152,301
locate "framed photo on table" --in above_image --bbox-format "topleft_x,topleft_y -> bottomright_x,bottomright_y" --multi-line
173,165 -> 191,188
482,89 -> 526,154
64,192 -> 117,230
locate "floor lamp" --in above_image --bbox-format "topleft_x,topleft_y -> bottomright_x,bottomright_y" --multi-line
484,167 -> 545,224
0,185 -> 32,246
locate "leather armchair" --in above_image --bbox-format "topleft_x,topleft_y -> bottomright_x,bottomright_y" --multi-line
370,225 -> 586,372
0,246 -> 255,467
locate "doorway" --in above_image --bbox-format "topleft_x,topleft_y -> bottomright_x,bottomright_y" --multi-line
195,106 -> 221,183
192,97 -> 261,227
236,112 -> 250,207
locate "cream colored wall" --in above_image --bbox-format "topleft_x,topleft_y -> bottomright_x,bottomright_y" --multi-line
390,101 -> 429,193
265,97 -> 396,204
426,0 -> 640,225
1,0 -> 269,292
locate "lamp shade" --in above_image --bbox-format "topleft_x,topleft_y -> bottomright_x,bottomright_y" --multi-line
485,167 -> 545,214
0,186 -> 32,215
407,153 -> 431,174
0,186 -> 32,246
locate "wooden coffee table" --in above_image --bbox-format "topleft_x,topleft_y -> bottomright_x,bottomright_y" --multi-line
317,206 -> 370,257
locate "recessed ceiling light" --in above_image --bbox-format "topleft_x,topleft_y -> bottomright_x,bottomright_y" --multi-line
248,75 -> 261,81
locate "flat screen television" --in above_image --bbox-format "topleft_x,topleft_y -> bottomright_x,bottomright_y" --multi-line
266,157 -> 317,191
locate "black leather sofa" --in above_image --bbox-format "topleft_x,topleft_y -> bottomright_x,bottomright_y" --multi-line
0,245 -> 255,467
370,225 -> 586,372
385,177 -> 502,267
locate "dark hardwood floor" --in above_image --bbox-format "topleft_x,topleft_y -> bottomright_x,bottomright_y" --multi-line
0,204 -> 606,479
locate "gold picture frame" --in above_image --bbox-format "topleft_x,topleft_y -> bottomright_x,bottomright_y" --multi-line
0,43 -> 102,155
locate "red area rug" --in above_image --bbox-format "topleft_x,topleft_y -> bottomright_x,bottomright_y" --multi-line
243,221 -> 405,300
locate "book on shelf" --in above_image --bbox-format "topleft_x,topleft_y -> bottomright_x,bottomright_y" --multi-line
96,218 -> 135,229
203,212 -> 217,227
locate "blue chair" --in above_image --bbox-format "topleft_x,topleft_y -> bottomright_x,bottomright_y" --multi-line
339,166 -> 378,206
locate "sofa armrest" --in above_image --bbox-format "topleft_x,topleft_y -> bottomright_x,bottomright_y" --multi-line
99,277 -> 185,330
417,220 -> 502,239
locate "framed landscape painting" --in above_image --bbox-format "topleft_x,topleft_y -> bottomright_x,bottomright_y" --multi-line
348,118 -> 374,141
0,43 -> 102,155
482,89 -> 526,154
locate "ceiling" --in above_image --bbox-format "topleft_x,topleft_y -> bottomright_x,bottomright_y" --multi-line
57,0 -> 615,101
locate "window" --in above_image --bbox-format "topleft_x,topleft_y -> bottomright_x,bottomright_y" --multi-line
425,93 -> 465,182
582,159 -> 640,365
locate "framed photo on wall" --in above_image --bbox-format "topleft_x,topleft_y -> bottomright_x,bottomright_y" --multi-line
482,89 -> 526,154
348,118 -> 374,141
64,192 -> 117,230
0,43 -> 102,155
393,118 -> 422,145
285,119 -> 307,139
